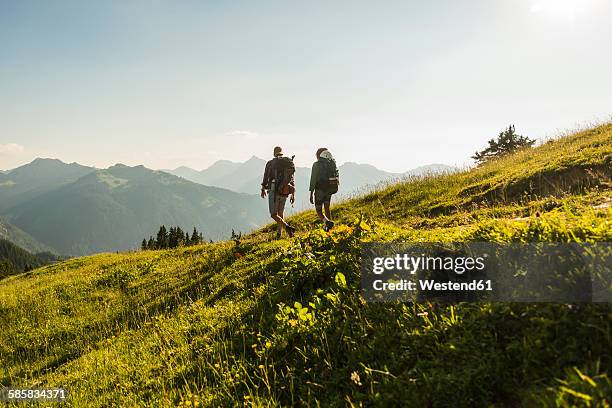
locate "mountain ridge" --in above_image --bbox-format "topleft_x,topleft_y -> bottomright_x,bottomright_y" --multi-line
0,157 -> 456,254
166,158 -> 457,209
2,162 -> 267,256
0,158 -> 96,212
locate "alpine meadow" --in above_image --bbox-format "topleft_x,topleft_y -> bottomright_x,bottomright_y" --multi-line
0,123 -> 610,406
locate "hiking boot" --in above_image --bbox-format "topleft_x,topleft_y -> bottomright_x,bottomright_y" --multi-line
324,220 -> 335,231
285,225 -> 296,238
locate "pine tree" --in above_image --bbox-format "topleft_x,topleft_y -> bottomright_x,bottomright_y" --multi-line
176,227 -> 185,247
191,227 -> 201,245
147,236 -> 155,250
185,231 -> 190,246
472,125 -> 535,165
157,225 -> 168,249
168,227 -> 177,248
141,239 -> 148,251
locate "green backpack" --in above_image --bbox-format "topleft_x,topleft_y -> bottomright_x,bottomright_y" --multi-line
318,158 -> 339,194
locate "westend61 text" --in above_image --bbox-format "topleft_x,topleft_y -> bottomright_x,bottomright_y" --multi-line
373,279 -> 493,292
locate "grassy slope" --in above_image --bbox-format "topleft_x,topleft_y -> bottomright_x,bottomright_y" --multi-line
0,124 -> 610,407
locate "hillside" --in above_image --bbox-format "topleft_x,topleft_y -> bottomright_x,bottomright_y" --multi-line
0,218 -> 54,254
5,165 -> 267,256
0,239 -> 58,280
0,124 -> 610,406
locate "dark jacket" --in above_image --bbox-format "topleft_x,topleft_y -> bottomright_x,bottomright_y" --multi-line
309,160 -> 323,192
261,157 -> 277,190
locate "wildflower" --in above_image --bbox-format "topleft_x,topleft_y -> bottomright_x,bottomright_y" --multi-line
350,371 -> 362,386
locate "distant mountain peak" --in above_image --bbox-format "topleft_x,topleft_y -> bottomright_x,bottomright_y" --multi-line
245,155 -> 265,163
31,157 -> 65,165
173,165 -> 195,172
341,162 -> 380,170
11,158 -> 94,174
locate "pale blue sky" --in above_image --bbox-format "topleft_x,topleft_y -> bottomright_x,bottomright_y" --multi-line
1,0 -> 611,172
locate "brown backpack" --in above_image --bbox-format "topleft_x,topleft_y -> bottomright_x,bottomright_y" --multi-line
274,156 -> 296,197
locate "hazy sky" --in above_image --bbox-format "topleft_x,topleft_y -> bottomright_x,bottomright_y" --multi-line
1,0 -> 611,172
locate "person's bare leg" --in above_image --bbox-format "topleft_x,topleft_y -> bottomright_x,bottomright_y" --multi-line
315,205 -> 328,222
278,203 -> 285,219
271,199 -> 293,235
271,214 -> 288,228
323,202 -> 331,220
277,203 -> 285,237
322,201 -> 334,230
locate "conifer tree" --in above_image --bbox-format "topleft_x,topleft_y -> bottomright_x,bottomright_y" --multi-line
176,227 -> 185,247
141,239 -> 148,250
472,125 -> 535,165
147,236 -> 155,250
168,227 -> 177,248
191,227 -> 203,245
157,225 -> 168,249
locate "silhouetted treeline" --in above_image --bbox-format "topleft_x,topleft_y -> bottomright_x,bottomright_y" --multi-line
141,226 -> 204,250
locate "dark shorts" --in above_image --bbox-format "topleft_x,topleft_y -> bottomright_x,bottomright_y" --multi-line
314,189 -> 332,206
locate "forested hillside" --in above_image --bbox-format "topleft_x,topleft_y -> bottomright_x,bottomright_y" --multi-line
0,239 -> 58,279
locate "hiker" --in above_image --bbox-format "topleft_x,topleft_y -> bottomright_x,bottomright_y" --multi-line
261,146 -> 296,238
309,147 -> 339,231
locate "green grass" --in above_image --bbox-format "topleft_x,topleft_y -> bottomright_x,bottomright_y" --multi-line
0,123 -> 611,407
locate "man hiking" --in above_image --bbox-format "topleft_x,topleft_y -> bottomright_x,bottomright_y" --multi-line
261,146 -> 296,238
309,147 -> 339,231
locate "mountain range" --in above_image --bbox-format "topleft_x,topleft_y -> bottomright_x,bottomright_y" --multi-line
166,157 -> 456,211
1,157 -> 455,256
0,159 -> 267,256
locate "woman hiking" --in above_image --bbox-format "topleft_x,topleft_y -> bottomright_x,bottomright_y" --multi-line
309,147 -> 339,231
